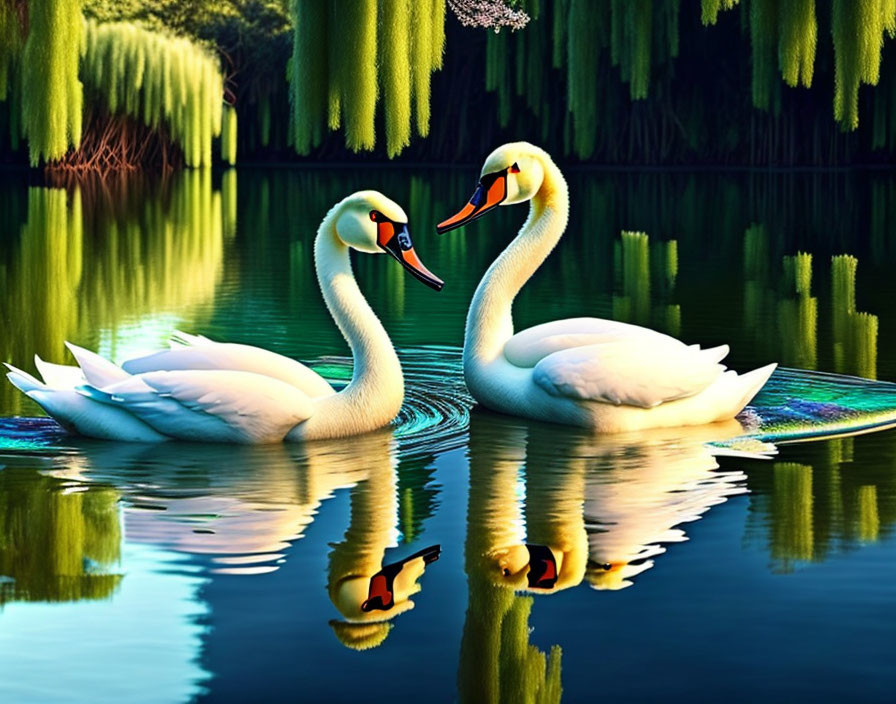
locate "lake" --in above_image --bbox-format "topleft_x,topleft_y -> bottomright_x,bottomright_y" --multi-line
1,166 -> 895,703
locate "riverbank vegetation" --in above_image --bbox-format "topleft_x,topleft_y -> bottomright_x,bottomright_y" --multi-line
2,0 -> 896,169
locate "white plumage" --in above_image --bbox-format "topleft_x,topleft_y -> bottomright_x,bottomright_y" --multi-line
446,143 -> 776,432
5,191 -> 436,443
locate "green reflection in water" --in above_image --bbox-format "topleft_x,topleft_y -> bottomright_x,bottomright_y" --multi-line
459,414 -> 565,704
0,170 -> 228,415
0,467 -> 121,604
742,226 -> 878,376
832,255 -> 878,379
746,434 -> 896,572
612,230 -> 680,335
778,252 -> 817,369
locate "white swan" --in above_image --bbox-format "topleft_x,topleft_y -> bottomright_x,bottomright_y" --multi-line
5,191 -> 443,443
437,142 -> 777,432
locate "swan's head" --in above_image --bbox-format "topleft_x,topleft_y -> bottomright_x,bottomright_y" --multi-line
336,190 -> 443,290
436,142 -> 546,233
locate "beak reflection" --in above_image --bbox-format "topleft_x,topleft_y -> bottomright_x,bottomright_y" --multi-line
361,544 -> 441,613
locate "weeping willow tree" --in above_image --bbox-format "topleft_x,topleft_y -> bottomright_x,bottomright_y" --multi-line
0,0 -> 85,165
478,0 -> 896,161
0,4 -> 227,168
712,0 -> 893,128
701,0 -> 739,26
0,0 -> 24,125
831,0 -> 896,129
288,0 -> 445,157
73,20 -> 225,169
0,469 -> 122,604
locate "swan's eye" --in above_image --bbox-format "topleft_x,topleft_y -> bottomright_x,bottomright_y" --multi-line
510,162 -> 520,173
369,210 -> 379,222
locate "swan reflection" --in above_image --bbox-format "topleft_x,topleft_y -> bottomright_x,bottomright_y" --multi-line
465,412 -> 757,594
38,429 -> 440,649
458,412 -> 765,701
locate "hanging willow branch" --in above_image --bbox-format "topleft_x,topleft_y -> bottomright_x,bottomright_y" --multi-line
288,0 -> 446,157
81,20 -> 225,168
21,0 -> 84,166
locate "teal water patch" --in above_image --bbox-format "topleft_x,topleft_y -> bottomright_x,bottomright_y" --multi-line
739,367 -> 896,443
0,417 -> 69,452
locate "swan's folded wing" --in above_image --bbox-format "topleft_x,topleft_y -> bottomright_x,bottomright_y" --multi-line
91,370 -> 315,443
532,339 -> 726,408
504,317 -> 692,368
122,342 -> 334,399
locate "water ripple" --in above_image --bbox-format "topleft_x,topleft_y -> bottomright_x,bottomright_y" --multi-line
313,345 -> 472,458
0,346 -> 473,457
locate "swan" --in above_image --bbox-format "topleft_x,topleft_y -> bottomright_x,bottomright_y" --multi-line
437,142 -> 777,432
5,191 -> 443,443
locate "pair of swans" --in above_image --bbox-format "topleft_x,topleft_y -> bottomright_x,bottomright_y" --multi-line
6,144 -> 775,443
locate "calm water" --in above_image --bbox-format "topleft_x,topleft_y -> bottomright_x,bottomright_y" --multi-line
1,167 -> 896,702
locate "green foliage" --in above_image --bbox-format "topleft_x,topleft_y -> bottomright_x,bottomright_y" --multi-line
749,0 -> 780,113
410,0 -> 437,137
611,0 -> 653,100
337,0 -> 377,152
379,0 -> 412,158
21,0 -> 84,165
701,0 -> 739,26
288,0 -> 328,153
567,0 -> 600,157
831,0 -> 895,130
0,0 -> 24,101
778,0 -> 816,88
83,19 -> 225,166
288,0 -> 445,156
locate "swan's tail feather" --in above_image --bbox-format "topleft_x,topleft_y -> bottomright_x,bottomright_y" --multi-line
5,364 -> 46,394
24,390 -> 69,423
734,363 -> 777,412
35,355 -> 83,389
65,342 -> 129,389
701,345 -> 730,365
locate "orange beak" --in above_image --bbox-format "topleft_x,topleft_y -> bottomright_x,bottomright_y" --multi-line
436,169 -> 509,233
377,220 -> 444,291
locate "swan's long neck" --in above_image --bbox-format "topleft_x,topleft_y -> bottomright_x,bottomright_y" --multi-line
464,157 -> 569,365
310,217 -> 403,435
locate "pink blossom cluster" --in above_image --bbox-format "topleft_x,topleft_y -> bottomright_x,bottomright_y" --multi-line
447,0 -> 530,32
